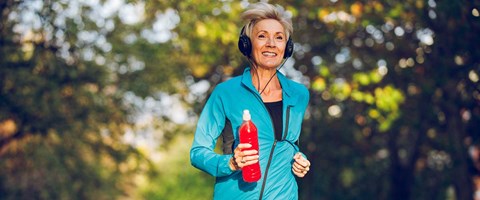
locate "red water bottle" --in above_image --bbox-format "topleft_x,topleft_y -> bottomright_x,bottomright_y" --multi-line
239,109 -> 261,182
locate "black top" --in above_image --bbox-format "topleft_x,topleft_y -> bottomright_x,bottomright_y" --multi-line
264,100 -> 283,141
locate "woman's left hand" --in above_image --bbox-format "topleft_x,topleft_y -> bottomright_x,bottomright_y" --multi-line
292,152 -> 311,178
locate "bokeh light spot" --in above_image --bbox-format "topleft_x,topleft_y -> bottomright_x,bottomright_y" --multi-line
472,8 -> 479,17
328,105 -> 342,118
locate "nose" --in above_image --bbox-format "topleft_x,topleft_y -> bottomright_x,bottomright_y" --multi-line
266,37 -> 276,47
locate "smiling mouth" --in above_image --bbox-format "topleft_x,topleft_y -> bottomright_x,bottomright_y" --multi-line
262,52 -> 277,57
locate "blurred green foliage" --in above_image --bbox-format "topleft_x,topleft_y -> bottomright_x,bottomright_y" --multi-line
137,135 -> 213,200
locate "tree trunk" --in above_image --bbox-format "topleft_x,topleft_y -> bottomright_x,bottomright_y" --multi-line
388,131 -> 415,200
444,81 -> 473,200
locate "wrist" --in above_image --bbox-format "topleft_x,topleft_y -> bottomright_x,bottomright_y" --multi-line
229,157 -> 239,171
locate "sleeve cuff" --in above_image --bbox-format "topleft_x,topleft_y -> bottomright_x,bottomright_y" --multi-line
217,154 -> 234,176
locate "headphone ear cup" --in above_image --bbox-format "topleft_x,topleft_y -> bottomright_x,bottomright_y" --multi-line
238,35 -> 252,57
284,38 -> 294,58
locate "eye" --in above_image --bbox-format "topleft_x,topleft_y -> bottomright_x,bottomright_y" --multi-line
258,34 -> 266,39
276,36 -> 284,40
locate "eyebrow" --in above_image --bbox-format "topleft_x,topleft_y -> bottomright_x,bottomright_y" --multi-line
255,30 -> 285,35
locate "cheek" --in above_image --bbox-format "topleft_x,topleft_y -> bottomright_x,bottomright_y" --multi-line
279,43 -> 287,52
252,42 -> 263,52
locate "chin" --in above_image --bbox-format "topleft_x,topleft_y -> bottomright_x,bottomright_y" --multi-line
267,62 -> 282,68
258,60 -> 281,68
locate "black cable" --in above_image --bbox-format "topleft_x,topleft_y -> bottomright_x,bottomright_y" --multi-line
258,59 -> 288,95
247,58 -> 261,92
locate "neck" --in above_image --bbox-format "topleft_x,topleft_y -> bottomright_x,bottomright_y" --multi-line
251,67 -> 280,95
253,68 -> 276,81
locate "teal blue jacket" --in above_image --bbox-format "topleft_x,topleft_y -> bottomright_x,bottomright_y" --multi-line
190,67 -> 309,200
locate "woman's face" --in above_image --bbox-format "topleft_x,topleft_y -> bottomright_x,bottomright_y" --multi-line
251,19 -> 287,70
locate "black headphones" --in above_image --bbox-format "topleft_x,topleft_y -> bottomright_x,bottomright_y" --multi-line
238,26 -> 294,59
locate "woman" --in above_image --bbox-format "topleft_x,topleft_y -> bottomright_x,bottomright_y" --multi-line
190,2 -> 311,199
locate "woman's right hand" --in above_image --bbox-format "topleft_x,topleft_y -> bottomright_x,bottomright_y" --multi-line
229,143 -> 259,171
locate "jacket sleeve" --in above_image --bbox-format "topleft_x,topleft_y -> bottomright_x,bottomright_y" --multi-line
190,88 -> 234,177
296,85 -> 311,159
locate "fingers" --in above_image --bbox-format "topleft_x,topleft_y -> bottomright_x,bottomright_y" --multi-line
292,161 -> 310,172
293,153 -> 301,160
294,153 -> 310,168
292,162 -> 308,177
292,153 -> 311,178
292,169 -> 306,178
233,143 -> 259,169
234,144 -> 255,157
236,143 -> 252,150
239,154 -> 259,165
234,145 -> 257,160
292,163 -> 310,177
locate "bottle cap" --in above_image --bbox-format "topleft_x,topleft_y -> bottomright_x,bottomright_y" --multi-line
243,109 -> 251,121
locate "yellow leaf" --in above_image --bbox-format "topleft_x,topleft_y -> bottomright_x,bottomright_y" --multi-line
368,109 -> 381,119
318,9 -> 330,21
286,6 -> 299,17
373,2 -> 384,12
351,90 -> 364,102
364,93 -> 375,104
312,77 -> 326,92
354,73 -> 370,86
196,22 -> 207,37
416,0 -> 424,9
320,66 -> 330,77
342,83 -> 352,97
0,119 -> 16,137
370,71 -> 382,83
350,2 -> 363,17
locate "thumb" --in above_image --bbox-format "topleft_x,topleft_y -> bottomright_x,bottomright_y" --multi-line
294,152 -> 301,159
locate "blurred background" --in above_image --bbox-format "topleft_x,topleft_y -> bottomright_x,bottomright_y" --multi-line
1,0 -> 479,199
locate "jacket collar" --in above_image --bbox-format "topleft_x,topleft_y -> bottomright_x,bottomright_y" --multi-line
241,67 -> 297,105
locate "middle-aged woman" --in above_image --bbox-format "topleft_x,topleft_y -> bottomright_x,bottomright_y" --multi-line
190,2 -> 311,200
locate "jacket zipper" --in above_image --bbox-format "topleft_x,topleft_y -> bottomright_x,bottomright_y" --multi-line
259,140 -> 277,200
250,80 -> 292,199
259,106 -> 292,199
258,100 -> 275,200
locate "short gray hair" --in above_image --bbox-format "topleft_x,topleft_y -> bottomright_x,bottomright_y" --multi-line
241,2 -> 293,39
